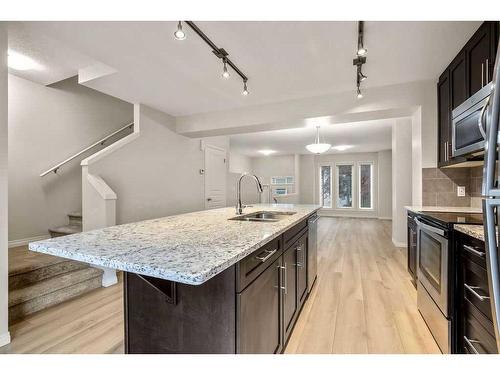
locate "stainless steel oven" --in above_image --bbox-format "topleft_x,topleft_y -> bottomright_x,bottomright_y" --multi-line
452,83 -> 492,157
415,215 -> 451,353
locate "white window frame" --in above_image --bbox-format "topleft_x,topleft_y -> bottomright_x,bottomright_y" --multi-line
358,162 -> 374,210
319,165 -> 333,208
335,162 -> 354,209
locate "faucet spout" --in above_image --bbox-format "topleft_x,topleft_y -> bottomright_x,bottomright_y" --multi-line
236,173 -> 264,215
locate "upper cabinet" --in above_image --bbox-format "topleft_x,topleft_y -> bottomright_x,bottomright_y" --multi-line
437,21 -> 499,168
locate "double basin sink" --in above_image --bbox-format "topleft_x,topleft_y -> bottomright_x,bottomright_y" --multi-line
229,211 -> 296,222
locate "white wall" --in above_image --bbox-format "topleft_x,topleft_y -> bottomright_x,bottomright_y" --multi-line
252,154 -> 299,203
88,105 -> 230,224
314,152 -> 380,218
8,75 -> 133,242
377,150 -> 392,219
299,154 -> 315,204
392,119 -> 413,246
0,23 -> 10,346
229,151 -> 252,174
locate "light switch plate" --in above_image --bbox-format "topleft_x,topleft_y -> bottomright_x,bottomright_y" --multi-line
457,186 -> 466,197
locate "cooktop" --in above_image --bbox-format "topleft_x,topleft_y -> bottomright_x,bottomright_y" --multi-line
419,211 -> 484,226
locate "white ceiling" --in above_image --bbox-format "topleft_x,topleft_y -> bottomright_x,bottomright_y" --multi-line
8,21 -> 481,117
230,120 -> 393,157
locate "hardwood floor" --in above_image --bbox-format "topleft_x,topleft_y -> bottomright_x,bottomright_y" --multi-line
0,217 -> 440,354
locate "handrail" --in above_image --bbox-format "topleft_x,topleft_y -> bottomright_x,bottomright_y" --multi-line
40,122 -> 134,177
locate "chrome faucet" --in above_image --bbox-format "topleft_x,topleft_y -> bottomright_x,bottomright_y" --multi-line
236,173 -> 264,215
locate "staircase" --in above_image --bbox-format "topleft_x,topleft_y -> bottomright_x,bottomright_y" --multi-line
8,212 -> 103,324
49,212 -> 83,238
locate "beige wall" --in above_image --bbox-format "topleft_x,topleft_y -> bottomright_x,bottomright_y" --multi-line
299,154 -> 315,204
377,150 -> 392,219
89,105 -> 230,225
0,23 -> 10,346
8,75 -> 133,242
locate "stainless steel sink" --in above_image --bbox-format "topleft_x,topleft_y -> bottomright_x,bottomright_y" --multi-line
229,211 -> 296,222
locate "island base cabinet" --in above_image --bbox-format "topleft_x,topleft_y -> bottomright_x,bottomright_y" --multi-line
124,268 -> 236,354
236,257 -> 282,354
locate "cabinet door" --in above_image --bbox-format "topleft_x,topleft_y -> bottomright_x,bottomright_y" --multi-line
283,245 -> 298,341
297,234 -> 308,306
450,51 -> 467,110
237,258 -> 282,354
467,23 -> 491,96
437,70 -> 451,166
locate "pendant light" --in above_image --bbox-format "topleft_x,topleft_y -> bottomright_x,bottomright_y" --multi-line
306,126 -> 331,154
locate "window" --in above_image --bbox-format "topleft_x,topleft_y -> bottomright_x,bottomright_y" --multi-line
359,163 -> 373,209
336,164 -> 353,208
319,166 -> 332,208
271,176 -> 294,185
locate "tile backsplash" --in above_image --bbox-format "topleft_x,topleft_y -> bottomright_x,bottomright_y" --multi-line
422,166 -> 483,207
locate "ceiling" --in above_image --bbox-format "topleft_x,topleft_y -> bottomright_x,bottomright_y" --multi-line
8,21 -> 481,117
230,120 -> 393,157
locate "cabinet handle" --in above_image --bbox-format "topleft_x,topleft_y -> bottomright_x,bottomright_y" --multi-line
464,283 -> 490,301
280,263 -> 287,295
463,244 -> 485,258
482,63 -> 484,87
255,249 -> 277,263
296,245 -> 303,267
463,336 -> 481,354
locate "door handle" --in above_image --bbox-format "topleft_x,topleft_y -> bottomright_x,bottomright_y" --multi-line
207,197 -> 212,201
478,97 -> 489,140
464,283 -> 490,301
463,336 -> 481,354
414,217 -> 445,236
255,249 -> 277,263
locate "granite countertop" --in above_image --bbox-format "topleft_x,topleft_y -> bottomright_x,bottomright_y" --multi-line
405,206 -> 482,214
29,204 -> 320,285
454,224 -> 489,242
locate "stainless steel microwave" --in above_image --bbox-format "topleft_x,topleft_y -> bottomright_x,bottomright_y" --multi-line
452,83 -> 492,157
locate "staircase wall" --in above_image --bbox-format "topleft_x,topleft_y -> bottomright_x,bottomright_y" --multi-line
88,104 -> 229,225
7,75 -> 133,243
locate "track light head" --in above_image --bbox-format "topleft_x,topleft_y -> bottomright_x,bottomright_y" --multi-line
222,59 -> 230,79
174,21 -> 186,40
357,46 -> 367,56
359,72 -> 367,81
357,87 -> 363,99
242,81 -> 249,96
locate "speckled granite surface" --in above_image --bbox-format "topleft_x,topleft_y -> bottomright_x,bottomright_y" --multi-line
405,206 -> 482,214
454,224 -> 488,242
29,204 -> 320,285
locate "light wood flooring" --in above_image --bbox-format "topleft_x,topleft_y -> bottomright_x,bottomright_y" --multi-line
0,217 -> 440,354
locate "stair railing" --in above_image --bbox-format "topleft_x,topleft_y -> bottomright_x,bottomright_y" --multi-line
39,122 -> 134,177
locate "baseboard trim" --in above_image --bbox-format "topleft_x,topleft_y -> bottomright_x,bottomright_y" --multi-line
392,239 -> 407,248
9,234 -> 50,248
0,331 -> 11,347
378,217 -> 392,220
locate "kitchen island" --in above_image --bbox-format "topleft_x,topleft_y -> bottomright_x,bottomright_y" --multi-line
29,204 -> 320,354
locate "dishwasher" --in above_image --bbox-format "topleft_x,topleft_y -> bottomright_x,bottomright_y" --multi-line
307,214 -> 318,293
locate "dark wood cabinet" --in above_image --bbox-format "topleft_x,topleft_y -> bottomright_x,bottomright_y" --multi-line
437,21 -> 499,167
283,244 -> 298,341
237,257 -> 282,354
407,212 -> 418,287
456,232 -> 498,354
437,71 -> 451,166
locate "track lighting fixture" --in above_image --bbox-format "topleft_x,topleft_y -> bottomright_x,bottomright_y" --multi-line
242,80 -> 249,96
174,21 -> 186,40
356,21 -> 367,56
222,58 -> 230,79
174,21 -> 250,95
353,21 -> 368,99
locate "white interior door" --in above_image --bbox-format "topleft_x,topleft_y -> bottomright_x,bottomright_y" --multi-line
204,145 -> 227,209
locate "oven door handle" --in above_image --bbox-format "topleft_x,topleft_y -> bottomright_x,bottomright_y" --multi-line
414,217 -> 445,236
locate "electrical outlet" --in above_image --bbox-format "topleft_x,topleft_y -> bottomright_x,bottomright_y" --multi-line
457,186 -> 466,197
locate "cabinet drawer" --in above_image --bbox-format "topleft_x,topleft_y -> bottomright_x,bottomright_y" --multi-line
460,235 -> 487,269
236,238 -> 282,292
463,298 -> 498,354
462,255 -> 492,322
283,220 -> 307,250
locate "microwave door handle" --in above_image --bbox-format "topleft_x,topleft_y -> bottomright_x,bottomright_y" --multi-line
478,97 -> 489,140
414,217 -> 445,236
482,94 -> 498,197
483,198 -> 500,353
